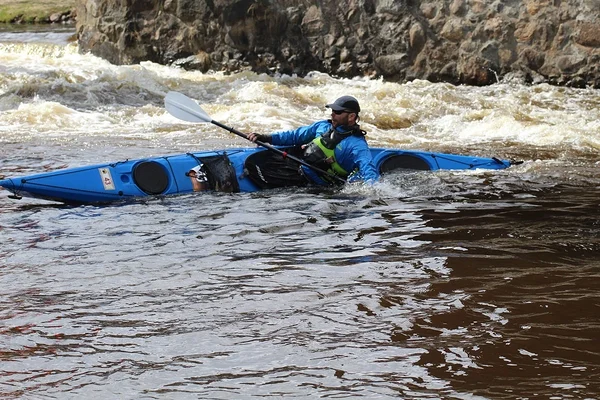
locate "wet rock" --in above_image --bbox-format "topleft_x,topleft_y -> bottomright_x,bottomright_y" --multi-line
375,53 -> 409,78
76,0 -> 600,88
576,22 -> 600,47
172,52 -> 212,72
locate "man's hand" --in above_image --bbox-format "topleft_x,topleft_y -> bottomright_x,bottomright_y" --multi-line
247,133 -> 272,143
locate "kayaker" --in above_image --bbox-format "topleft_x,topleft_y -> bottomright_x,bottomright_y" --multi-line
246,95 -> 379,187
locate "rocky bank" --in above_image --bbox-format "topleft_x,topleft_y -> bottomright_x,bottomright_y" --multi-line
76,0 -> 600,87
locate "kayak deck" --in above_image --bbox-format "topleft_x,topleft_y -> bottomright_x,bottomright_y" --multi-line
0,147 -> 514,204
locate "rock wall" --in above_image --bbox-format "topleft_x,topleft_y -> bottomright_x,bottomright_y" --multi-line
76,0 -> 600,87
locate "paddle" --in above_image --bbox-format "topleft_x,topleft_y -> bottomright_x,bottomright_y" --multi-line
164,91 -> 346,184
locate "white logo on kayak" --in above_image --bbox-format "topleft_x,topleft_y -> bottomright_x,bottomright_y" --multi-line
99,168 -> 115,190
256,165 -> 267,183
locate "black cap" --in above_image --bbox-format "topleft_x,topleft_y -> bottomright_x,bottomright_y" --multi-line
326,95 -> 360,113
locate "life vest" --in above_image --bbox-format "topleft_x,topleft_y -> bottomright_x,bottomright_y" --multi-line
302,125 -> 365,182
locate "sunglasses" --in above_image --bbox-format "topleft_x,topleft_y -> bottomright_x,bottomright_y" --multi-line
332,109 -> 350,115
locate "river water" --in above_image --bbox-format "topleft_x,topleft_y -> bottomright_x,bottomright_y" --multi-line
1,28 -> 599,400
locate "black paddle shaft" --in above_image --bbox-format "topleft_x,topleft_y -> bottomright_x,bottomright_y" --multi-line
210,119 -> 346,184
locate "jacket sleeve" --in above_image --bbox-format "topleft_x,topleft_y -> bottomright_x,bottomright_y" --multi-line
336,137 -> 379,183
347,139 -> 380,183
270,121 -> 328,146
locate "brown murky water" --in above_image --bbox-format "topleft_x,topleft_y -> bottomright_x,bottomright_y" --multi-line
1,29 -> 599,399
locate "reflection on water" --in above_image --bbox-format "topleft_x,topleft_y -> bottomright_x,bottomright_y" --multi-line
1,29 -> 600,399
2,182 -> 599,398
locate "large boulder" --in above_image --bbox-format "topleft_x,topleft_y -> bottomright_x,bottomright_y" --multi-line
76,0 -> 600,87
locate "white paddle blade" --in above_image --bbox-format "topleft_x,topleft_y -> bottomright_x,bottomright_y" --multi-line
164,91 -> 212,123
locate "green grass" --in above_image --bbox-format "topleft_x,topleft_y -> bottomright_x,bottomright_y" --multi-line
0,0 -> 76,23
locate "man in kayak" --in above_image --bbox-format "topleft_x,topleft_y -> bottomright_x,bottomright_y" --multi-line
246,95 -> 379,187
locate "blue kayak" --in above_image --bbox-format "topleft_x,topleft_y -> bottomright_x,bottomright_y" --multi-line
0,146 -> 514,204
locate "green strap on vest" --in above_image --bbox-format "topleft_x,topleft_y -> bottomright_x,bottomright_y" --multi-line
303,125 -> 365,182
309,136 -> 349,177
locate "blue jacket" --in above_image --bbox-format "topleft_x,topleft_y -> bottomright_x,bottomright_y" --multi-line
270,120 -> 380,184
